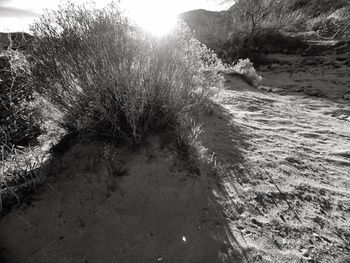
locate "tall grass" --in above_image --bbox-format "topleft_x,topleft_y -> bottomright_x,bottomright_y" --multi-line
29,2 -> 224,144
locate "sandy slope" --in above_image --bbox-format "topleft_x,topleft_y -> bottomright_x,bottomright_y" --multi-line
0,138 -> 244,263
198,74 -> 350,262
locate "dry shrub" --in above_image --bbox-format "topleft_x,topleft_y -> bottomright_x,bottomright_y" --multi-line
220,0 -> 349,62
232,59 -> 262,87
0,51 -> 41,150
262,10 -> 308,32
287,0 -> 349,16
306,7 -> 350,39
29,2 -> 224,144
218,0 -> 308,61
221,28 -> 307,63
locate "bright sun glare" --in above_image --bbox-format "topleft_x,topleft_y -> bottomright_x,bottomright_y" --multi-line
121,0 -> 180,36
0,0 -> 224,32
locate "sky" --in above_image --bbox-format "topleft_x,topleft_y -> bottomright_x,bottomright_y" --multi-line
0,0 -> 229,35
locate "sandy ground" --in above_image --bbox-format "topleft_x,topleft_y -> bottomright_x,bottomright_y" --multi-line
259,46 -> 350,100
197,71 -> 350,262
1,50 -> 349,262
0,138 -> 243,263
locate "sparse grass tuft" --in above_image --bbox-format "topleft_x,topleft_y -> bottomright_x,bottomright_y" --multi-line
0,143 -> 49,211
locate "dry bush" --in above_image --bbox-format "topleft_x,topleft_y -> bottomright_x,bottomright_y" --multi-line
284,0 -> 350,39
220,0 -> 349,62
287,0 -> 349,16
29,2 -> 224,144
221,28 -> 307,63
0,51 -> 41,152
0,32 -> 34,50
228,0 -> 275,39
232,59 -> 262,87
262,9 -> 308,32
219,0 -> 308,61
306,7 -> 350,39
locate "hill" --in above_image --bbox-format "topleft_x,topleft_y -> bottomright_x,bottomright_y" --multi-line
180,9 -> 234,51
180,0 -> 350,62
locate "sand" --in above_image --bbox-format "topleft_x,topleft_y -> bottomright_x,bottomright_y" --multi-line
0,138 -> 241,263
1,50 -> 349,262
196,71 -> 350,262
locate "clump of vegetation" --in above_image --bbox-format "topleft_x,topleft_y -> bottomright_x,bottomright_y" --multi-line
232,59 -> 262,87
0,50 -> 41,151
0,50 -> 44,211
217,0 -> 349,62
217,0 -> 307,62
0,32 -> 34,50
287,0 -> 349,16
220,28 -> 307,63
227,0 -> 349,38
30,2 -> 224,144
306,7 -> 350,39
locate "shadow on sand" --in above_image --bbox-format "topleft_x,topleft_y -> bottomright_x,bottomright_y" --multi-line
0,125 -> 252,263
197,100 -> 261,262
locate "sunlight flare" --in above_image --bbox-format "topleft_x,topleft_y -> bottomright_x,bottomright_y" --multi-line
121,0 -> 180,36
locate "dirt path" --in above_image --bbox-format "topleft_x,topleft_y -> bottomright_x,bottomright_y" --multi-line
200,74 -> 350,262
